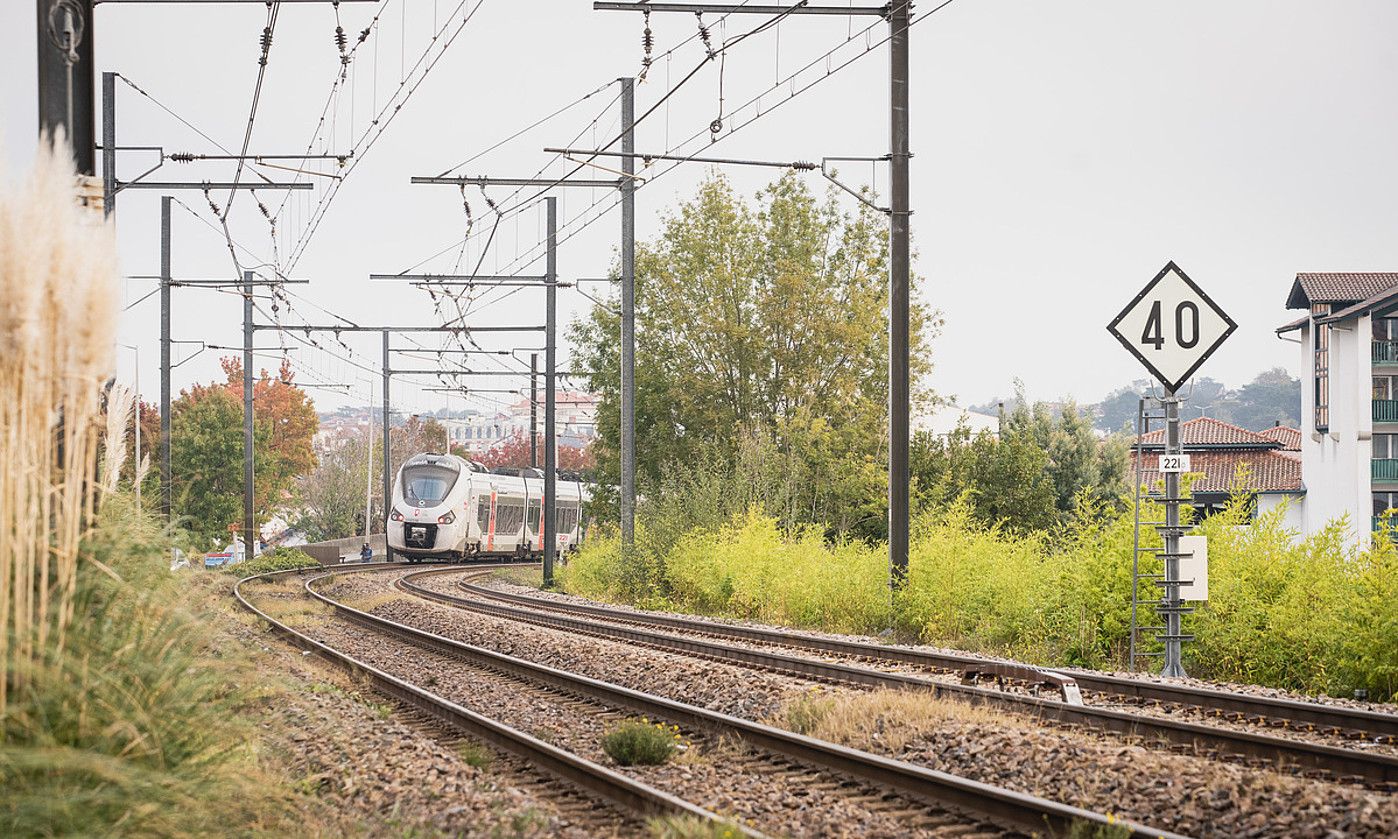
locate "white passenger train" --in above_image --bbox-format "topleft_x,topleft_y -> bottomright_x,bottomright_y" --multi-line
386,452 -> 586,561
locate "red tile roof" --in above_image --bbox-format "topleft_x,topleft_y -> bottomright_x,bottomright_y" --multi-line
1138,450 -> 1303,495
1286,272 -> 1398,309
1256,425 -> 1302,451
1137,417 -> 1277,448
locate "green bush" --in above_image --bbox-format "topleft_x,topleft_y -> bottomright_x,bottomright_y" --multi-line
563,491 -> 1398,702
226,546 -> 321,577
1,495 -> 284,836
601,719 -> 678,766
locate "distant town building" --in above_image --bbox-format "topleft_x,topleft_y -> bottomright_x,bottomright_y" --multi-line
1278,271 -> 1398,542
912,403 -> 1000,439
1134,417 -> 1304,530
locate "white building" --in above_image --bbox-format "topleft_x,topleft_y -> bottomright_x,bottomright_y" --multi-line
1278,272 -> 1398,544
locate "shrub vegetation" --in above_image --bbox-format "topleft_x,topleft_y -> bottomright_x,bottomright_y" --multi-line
226,546 -> 321,577
601,719 -> 680,766
564,489 -> 1398,702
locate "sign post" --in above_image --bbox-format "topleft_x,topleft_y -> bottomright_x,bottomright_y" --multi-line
1108,261 -> 1235,678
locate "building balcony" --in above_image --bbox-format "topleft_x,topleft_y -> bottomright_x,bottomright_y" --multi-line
1375,341 -> 1398,364
1375,516 -> 1392,533
1375,459 -> 1398,482
1375,400 -> 1398,423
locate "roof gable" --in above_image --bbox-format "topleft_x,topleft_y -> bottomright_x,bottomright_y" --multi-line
1137,416 -> 1279,449
1286,272 -> 1398,310
1256,425 -> 1302,451
1138,450 -> 1303,495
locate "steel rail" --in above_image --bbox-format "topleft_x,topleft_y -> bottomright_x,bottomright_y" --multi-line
437,568 -> 1398,741
232,564 -> 753,834
301,569 -> 1185,838
396,569 -> 1398,788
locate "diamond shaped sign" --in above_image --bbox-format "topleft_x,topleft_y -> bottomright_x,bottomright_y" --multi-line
1108,261 -> 1236,392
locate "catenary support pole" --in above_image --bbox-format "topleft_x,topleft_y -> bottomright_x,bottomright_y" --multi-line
530,352 -> 539,468
382,330 -> 393,561
102,71 -> 115,219
543,197 -> 558,589
619,76 -> 637,551
364,385 -> 374,546
887,1 -> 912,590
242,271 -> 256,560
1161,389 -> 1186,677
159,195 -> 172,520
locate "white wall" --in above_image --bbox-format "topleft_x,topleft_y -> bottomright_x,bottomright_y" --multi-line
1299,314 -> 1372,545
1257,492 -> 1306,536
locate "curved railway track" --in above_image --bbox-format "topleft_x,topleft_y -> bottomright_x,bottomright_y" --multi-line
397,565 -> 1398,789
245,561 -> 1184,838
234,563 -> 751,837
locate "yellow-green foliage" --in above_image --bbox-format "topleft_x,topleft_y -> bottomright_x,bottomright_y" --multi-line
566,493 -> 1398,701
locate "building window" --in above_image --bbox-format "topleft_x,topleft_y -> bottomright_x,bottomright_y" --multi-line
1376,376 -> 1395,401
1314,304 -> 1330,432
1374,491 -> 1398,517
1376,434 -> 1398,459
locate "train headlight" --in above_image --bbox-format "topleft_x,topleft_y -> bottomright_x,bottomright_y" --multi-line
390,509 -> 405,522
437,511 -> 456,525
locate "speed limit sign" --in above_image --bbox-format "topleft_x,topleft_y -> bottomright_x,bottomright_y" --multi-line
1107,262 -> 1236,391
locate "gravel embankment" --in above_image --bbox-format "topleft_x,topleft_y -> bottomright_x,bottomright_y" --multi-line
349,569 -> 1398,838
264,584 -> 984,839
461,573 -> 1398,757
228,579 -> 613,837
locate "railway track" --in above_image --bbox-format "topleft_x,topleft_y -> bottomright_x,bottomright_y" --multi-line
263,562 -> 1184,838
397,565 -> 1398,789
234,563 -> 753,837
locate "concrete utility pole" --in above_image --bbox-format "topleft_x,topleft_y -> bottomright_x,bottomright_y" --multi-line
530,352 -> 539,468
887,0 -> 912,589
242,270 -> 256,559
544,197 -> 559,588
160,196 -> 172,519
619,76 -> 637,551
382,330 -> 392,560
592,1 -> 914,590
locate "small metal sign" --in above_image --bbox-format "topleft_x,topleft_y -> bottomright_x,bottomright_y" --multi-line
1178,535 -> 1209,601
1158,454 -> 1191,473
1108,261 -> 1236,392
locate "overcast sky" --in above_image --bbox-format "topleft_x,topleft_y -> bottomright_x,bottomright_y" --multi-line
4,1 -> 1397,418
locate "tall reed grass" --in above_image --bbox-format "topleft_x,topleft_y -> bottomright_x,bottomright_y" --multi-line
0,138 -> 118,714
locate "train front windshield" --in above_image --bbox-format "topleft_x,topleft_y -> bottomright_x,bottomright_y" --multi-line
402,465 -> 459,506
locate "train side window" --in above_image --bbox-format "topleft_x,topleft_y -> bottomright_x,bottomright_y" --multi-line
476,498 -> 491,530
527,500 -> 541,531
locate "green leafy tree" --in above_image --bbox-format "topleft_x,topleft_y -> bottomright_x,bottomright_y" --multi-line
168,358 -> 319,550
297,435 -> 373,543
170,385 -> 259,549
572,172 -> 937,538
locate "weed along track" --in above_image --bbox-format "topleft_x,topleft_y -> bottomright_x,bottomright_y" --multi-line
408,566 -> 1398,785
241,563 -> 1180,838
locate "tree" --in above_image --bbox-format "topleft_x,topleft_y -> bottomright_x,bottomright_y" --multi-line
298,435 -> 373,543
1228,368 -> 1301,429
167,358 -> 319,550
170,386 -> 258,549
222,357 -> 319,513
572,172 -> 937,538
1092,369 -> 1300,432
473,431 -> 597,473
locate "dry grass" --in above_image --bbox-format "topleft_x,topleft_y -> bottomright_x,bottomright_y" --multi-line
777,688 -> 1010,753
0,138 -> 118,714
337,591 -> 405,613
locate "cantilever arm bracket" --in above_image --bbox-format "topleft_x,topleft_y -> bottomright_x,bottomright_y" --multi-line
821,155 -> 891,214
